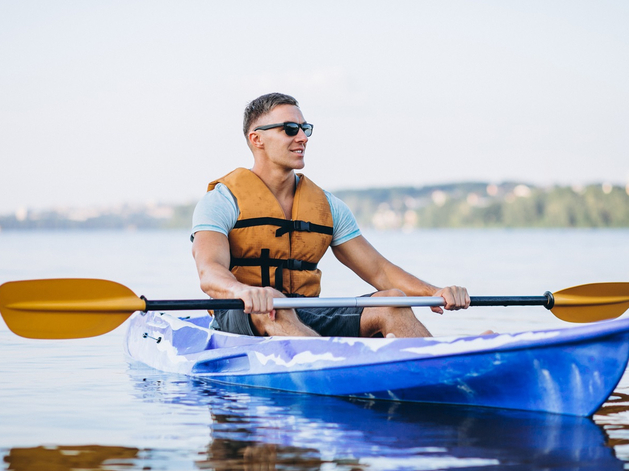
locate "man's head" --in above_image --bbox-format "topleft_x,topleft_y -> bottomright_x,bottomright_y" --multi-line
244,93 -> 311,172
243,93 -> 300,137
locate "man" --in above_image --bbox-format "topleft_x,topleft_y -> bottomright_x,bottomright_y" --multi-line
191,92 -> 469,338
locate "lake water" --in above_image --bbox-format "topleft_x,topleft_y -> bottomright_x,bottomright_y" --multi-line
1,228 -> 629,470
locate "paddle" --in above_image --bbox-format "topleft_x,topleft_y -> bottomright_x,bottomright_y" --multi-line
1,278 -> 628,339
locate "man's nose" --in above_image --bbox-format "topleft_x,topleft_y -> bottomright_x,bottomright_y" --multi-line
295,128 -> 309,141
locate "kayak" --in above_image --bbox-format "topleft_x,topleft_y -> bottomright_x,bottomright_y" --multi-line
123,311 -> 629,417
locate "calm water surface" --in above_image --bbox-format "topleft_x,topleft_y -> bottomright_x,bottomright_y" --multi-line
1,229 -> 629,470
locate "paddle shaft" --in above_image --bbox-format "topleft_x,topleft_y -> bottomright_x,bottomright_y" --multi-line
143,293 -> 554,311
4,278 -> 629,339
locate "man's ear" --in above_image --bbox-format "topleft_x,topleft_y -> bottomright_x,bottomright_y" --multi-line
248,131 -> 264,149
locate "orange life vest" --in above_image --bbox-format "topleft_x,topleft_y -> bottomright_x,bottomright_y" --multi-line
208,168 -> 333,297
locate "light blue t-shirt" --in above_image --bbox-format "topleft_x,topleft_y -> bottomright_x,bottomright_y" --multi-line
191,183 -> 361,246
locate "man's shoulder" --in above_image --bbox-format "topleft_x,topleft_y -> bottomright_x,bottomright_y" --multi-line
208,167 -> 251,191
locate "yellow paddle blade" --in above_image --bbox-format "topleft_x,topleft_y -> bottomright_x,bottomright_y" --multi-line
0,279 -> 145,339
551,282 -> 629,323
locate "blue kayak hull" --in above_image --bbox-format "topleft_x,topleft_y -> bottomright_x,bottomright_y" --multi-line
124,311 -> 629,416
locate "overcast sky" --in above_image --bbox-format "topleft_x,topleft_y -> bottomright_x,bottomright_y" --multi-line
1,1 -> 628,214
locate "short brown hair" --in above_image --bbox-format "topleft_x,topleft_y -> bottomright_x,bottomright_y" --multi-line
243,93 -> 299,136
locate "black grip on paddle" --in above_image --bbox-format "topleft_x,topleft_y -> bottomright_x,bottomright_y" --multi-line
143,298 -> 246,312
470,296 -> 551,308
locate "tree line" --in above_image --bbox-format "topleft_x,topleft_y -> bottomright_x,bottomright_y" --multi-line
335,182 -> 629,229
1,182 -> 628,230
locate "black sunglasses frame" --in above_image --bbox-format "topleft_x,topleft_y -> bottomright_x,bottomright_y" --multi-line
253,121 -> 314,137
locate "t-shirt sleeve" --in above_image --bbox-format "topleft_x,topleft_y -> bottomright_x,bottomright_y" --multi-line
325,190 -> 361,246
191,183 -> 239,240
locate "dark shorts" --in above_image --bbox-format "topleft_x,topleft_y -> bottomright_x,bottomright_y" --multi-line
210,302 -> 365,337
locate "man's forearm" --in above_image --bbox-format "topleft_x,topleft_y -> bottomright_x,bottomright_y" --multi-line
379,262 -> 440,296
198,263 -> 247,299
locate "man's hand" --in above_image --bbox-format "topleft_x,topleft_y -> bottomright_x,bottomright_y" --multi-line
234,286 -> 286,320
431,286 -> 470,314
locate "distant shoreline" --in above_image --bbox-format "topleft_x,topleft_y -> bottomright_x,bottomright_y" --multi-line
2,182 -> 628,230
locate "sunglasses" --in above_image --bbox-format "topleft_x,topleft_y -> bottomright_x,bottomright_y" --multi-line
253,121 -> 314,137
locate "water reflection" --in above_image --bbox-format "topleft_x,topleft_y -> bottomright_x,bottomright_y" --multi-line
128,367 -> 625,470
4,445 -> 139,471
3,375 -> 626,471
595,391 -> 629,461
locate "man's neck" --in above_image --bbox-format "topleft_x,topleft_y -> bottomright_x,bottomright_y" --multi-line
252,166 -> 296,194
251,166 -> 297,217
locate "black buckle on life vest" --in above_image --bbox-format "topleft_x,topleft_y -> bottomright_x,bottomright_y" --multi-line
293,220 -> 311,232
285,259 -> 304,270
275,220 -> 312,237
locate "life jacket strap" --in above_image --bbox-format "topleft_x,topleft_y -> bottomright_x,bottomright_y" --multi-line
230,248 -> 319,293
234,217 -> 333,237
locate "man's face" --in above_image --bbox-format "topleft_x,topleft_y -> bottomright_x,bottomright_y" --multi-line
250,104 -> 309,171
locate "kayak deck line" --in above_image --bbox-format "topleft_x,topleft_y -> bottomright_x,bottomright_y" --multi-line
124,311 -> 629,417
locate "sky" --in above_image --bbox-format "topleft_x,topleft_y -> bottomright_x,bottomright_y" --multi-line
1,1 -> 628,214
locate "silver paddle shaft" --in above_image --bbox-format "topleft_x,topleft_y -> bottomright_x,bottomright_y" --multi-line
272,296 -> 445,309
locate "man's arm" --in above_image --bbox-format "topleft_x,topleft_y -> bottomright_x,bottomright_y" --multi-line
331,235 -> 469,313
192,230 -> 282,315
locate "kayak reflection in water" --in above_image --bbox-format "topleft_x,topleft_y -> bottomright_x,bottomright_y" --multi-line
130,374 -> 625,470
191,93 -> 474,339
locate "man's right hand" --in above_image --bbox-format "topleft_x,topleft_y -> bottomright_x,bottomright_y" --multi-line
234,286 -> 286,319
